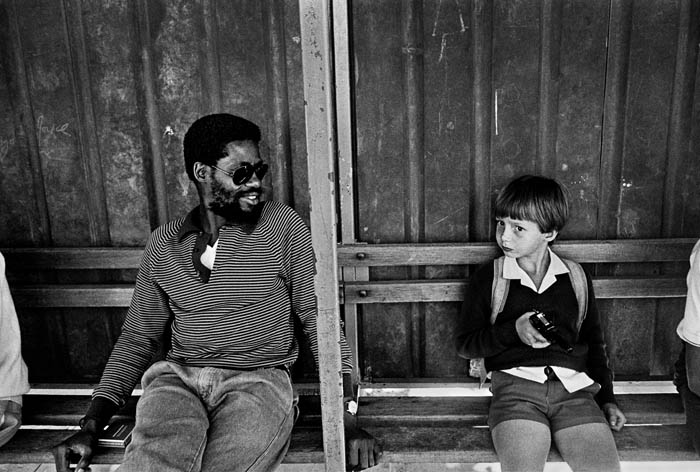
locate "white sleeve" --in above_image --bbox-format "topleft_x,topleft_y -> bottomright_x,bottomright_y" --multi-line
678,240 -> 700,347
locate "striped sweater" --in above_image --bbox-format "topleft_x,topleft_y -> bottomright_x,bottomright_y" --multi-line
92,200 -> 353,412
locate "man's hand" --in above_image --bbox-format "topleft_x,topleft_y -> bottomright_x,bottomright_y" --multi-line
52,425 -> 99,472
345,413 -> 381,471
602,402 -> 626,431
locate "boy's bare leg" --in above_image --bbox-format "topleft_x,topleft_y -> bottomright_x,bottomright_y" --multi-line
553,422 -> 620,472
491,419 -> 550,472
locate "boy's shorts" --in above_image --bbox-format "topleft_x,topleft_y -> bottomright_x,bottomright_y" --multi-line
488,370 -> 608,432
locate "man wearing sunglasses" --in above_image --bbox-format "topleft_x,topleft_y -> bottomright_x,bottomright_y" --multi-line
53,114 -> 380,472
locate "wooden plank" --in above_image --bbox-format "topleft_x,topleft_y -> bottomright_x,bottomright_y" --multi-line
2,0 -> 52,245
363,423 -> 698,463
337,239 -> 696,266
354,394 -> 684,426
12,285 -> 134,307
62,0 -> 111,246
471,0 -> 493,241
536,0 -> 562,177
4,238 -> 692,271
0,428 -> 327,465
202,0 -> 222,114
9,275 -> 686,308
662,0 -> 700,236
1,247 -> 144,270
555,0 -> 609,238
298,0 -> 346,469
4,415 -> 695,465
133,0 -> 168,226
342,276 -> 687,304
79,0 -> 151,246
598,0 -> 632,239
402,0 -> 426,378
261,0 -> 293,205
333,0 -> 364,384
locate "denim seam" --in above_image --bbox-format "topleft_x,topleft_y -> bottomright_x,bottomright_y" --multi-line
244,403 -> 295,472
186,430 -> 208,472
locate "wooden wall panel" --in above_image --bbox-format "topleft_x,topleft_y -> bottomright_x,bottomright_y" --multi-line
81,1 -> 151,246
553,0 -> 608,238
17,0 -> 92,245
282,0 -> 310,217
490,0 -> 540,196
1,0 -> 699,383
354,0 -> 412,378
423,0 -> 471,243
606,0 -> 683,376
152,0 -> 203,219
422,0 -> 471,377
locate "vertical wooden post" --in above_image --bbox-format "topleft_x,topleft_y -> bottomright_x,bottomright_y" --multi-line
298,1 -> 346,470
333,0 -> 365,386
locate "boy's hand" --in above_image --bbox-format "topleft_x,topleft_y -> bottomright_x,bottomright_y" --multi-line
602,402 -> 626,431
515,312 -> 551,349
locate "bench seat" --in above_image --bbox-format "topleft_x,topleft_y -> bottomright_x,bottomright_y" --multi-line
2,387 -> 695,465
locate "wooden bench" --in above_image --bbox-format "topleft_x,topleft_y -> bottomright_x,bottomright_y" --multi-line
1,240 -> 699,468
0,248 -> 326,469
336,238 -> 700,464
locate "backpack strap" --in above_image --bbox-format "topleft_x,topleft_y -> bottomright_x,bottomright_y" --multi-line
490,256 -> 510,324
469,257 -> 511,385
560,257 -> 588,331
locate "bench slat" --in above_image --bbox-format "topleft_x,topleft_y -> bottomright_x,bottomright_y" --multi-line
364,423 -> 697,463
0,428 -> 326,464
343,276 -> 687,304
2,423 -> 695,464
337,239 -> 697,266
3,238 -> 695,270
2,248 -> 144,270
11,285 -> 134,307
12,275 -> 686,308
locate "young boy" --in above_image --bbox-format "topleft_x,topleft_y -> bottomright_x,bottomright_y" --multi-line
456,175 -> 626,472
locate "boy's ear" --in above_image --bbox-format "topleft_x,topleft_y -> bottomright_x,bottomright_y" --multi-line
544,229 -> 558,243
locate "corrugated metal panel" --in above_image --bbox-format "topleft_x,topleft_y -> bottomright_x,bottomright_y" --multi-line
1,0 -> 699,382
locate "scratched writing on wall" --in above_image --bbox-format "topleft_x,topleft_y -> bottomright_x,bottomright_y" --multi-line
0,115 -> 72,162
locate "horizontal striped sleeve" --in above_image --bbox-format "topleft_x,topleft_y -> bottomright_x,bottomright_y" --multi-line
93,222 -> 178,406
282,206 -> 354,374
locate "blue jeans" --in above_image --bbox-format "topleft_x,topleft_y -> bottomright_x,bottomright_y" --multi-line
118,361 -> 297,472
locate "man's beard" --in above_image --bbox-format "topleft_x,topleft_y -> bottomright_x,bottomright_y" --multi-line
208,180 -> 264,224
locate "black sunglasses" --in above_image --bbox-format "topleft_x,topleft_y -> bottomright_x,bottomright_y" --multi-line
211,161 -> 268,186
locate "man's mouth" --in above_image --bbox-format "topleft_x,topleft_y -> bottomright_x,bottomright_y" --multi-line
238,191 -> 261,205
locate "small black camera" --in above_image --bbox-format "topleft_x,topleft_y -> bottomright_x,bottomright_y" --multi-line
529,310 -> 573,353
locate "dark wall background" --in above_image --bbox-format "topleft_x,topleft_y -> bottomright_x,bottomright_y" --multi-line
0,0 -> 699,383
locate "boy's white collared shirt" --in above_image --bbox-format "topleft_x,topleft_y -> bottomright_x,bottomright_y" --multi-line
500,248 -> 595,393
677,239 -> 700,347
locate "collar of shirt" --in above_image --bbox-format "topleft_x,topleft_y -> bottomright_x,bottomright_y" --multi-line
177,207 -> 204,242
502,247 -> 569,294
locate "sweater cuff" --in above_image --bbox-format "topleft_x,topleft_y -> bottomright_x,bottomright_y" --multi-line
82,395 -> 120,430
595,382 -> 616,407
